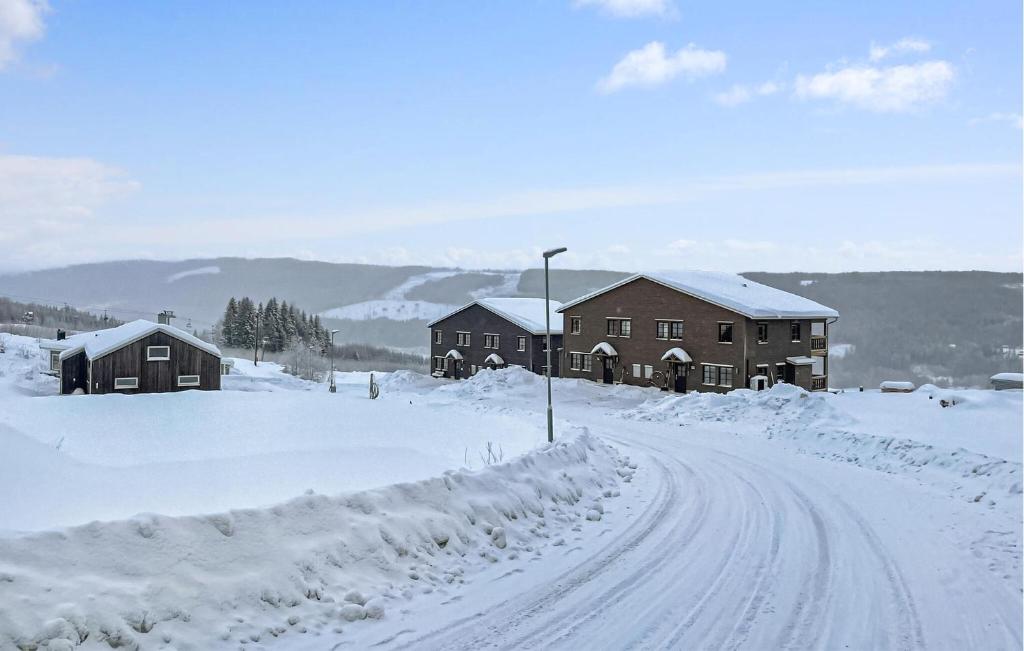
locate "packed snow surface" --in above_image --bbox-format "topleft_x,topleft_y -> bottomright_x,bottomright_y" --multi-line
0,334 -> 1020,649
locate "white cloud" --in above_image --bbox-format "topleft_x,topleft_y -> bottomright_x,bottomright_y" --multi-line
713,81 -> 780,107
597,42 -> 726,94
794,60 -> 954,112
969,112 -> 1024,130
869,37 -> 931,62
574,0 -> 674,18
0,0 -> 48,70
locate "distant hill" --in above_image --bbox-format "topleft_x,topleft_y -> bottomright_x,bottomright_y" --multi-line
1,258 -> 1019,387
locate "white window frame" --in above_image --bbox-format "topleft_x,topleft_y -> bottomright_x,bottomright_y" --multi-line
702,364 -> 716,386
632,363 -> 641,377
433,356 -> 445,370
790,321 -> 801,343
114,377 -> 138,390
517,336 -> 526,352
433,330 -> 442,345
717,322 -> 734,344
656,321 -> 670,340
776,363 -> 787,382
177,375 -> 201,387
757,321 -> 769,345
147,345 -> 170,361
456,331 -> 470,347
755,364 -> 770,376
484,333 -> 500,349
670,321 -> 683,340
570,352 -> 582,370
570,316 -> 582,335
50,351 -> 61,372
644,364 -> 653,379
719,366 -> 734,388
582,354 -> 592,372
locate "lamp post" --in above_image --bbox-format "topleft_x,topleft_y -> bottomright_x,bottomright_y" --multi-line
329,329 -> 339,393
543,247 -> 567,443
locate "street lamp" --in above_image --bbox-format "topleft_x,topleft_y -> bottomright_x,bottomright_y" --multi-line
329,329 -> 340,393
543,247 -> 567,443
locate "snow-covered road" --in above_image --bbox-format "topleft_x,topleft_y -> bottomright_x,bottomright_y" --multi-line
321,384 -> 1021,650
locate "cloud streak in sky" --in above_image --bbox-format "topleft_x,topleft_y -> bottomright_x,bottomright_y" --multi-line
597,42 -> 726,93
0,0 -> 48,70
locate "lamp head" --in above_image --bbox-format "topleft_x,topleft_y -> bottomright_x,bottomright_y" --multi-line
543,247 -> 568,259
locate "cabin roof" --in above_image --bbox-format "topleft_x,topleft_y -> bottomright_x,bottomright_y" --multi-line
557,271 -> 839,320
428,297 -> 564,335
57,319 -> 221,361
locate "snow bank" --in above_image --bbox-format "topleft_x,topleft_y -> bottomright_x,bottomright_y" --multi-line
620,383 -> 1022,502
0,431 -> 631,650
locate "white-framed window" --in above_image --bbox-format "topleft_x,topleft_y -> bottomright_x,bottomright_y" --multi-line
471,364 -> 478,374
484,334 -> 500,349
656,320 -> 683,340
644,364 -> 653,379
433,330 -> 442,345
147,345 -> 170,361
114,377 -> 138,390
433,356 -> 445,371
702,364 -> 732,387
790,321 -> 801,342
719,366 -> 733,387
632,363 -> 641,377
755,364 -> 769,377
656,321 -> 670,340
570,353 -> 582,370
177,375 -> 200,387
776,363 -> 787,382
456,332 -> 470,347
517,336 -> 526,351
702,364 -> 716,385
570,317 -> 582,335
582,354 -> 592,372
220,362 -> 232,375
606,318 -> 631,337
50,351 -> 61,372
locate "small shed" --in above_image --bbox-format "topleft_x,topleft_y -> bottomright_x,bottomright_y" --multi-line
990,373 -> 1023,391
55,319 -> 222,395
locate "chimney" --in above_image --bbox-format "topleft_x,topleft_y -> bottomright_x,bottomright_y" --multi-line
56,329 -> 66,341
157,310 -> 175,326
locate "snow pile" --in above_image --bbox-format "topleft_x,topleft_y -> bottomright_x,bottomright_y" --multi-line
620,383 -> 1022,502
0,334 -> 58,396
0,431 -> 631,650
432,365 -> 544,400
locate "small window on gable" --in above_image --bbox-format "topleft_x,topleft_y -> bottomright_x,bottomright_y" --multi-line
570,317 -> 581,335
517,336 -> 526,351
178,375 -> 200,387
50,351 -> 61,371
791,321 -> 801,342
147,345 -> 170,361
757,322 -> 768,344
114,377 -> 138,390
434,330 -> 442,345
718,323 -> 733,344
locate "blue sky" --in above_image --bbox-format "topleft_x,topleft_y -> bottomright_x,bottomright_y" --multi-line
0,0 -> 1020,273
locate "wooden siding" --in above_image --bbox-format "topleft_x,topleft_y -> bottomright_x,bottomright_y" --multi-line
429,303 -> 562,379
83,331 -> 220,395
560,276 -> 824,393
60,351 -> 88,394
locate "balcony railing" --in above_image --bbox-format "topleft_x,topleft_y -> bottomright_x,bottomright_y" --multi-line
810,335 -> 827,352
810,375 -> 827,391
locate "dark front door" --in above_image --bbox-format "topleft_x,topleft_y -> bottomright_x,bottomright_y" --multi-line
452,361 -> 461,380
602,357 -> 614,384
673,366 -> 686,393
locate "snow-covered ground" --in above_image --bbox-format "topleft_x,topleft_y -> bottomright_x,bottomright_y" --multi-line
0,332 -> 1020,649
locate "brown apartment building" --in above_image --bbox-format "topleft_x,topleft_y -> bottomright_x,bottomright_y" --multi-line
557,272 -> 838,393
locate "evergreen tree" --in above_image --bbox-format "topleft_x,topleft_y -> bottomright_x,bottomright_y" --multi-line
220,297 -> 239,347
237,297 -> 256,349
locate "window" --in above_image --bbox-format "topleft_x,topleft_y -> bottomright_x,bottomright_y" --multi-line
755,364 -> 769,377
657,321 -> 670,339
50,351 -> 60,372
718,322 -> 733,344
456,332 -> 470,347
719,366 -> 733,387
570,317 -> 581,335
776,363 -> 787,382
671,321 -> 684,339
702,365 -> 716,385
517,336 -> 526,352
147,345 -> 170,361
606,319 -> 618,336
632,363 -> 641,377
433,356 -> 445,371
570,353 -> 583,370
644,365 -> 653,379
220,362 -> 232,375
178,375 -> 200,387
434,330 -> 442,345
114,377 -> 138,390
656,320 -> 683,340
471,364 -> 478,374
582,354 -> 592,372
620,319 -> 631,337
757,322 -> 768,344
790,321 -> 801,342
484,334 -> 499,349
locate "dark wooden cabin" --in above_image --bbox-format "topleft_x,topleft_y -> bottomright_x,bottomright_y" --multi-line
57,320 -> 222,395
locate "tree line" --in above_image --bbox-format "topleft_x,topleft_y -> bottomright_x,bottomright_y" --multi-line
217,296 -> 331,353
0,297 -> 118,331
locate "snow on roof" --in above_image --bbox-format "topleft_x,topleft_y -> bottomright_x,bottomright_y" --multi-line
660,347 -> 693,363
58,320 -> 221,361
591,342 -> 618,356
990,373 -> 1023,383
484,353 -> 505,365
444,349 -> 464,360
786,356 -> 816,366
880,380 -> 916,390
428,297 -> 564,335
558,271 -> 839,320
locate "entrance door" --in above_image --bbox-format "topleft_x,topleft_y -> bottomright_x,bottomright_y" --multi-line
673,365 -> 686,393
602,357 -> 614,384
452,361 -> 461,380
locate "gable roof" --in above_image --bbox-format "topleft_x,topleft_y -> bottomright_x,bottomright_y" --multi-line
557,271 -> 839,320
427,297 -> 564,335
58,319 -> 221,361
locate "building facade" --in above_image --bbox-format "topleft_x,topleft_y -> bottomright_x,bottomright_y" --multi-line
557,273 -> 837,393
427,298 -> 563,379
52,320 -> 222,395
